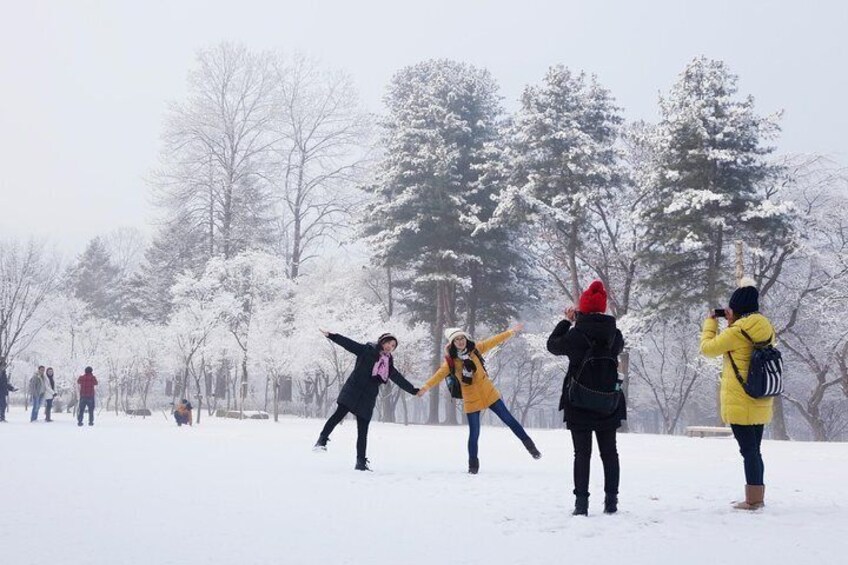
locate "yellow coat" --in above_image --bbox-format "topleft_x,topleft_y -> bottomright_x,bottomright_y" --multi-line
700,313 -> 775,426
424,330 -> 515,414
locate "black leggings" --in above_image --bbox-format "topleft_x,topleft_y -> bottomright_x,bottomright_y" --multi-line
731,424 -> 765,486
570,429 -> 619,497
320,404 -> 370,460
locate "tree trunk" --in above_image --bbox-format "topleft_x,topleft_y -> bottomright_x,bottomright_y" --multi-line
428,282 -> 446,424
771,396 -> 789,440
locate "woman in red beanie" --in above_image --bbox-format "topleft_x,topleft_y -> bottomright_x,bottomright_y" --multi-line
546,280 -> 626,516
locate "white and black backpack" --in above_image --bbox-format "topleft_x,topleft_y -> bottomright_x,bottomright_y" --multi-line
727,329 -> 783,398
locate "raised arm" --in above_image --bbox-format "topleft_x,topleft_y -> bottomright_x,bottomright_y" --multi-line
546,320 -> 575,356
699,318 -> 742,358
326,332 -> 367,356
477,326 -> 520,355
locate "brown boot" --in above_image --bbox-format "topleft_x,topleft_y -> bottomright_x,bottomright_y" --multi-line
732,485 -> 765,510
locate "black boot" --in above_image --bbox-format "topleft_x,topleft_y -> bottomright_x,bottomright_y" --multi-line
604,494 -> 618,514
313,435 -> 329,452
468,457 -> 479,474
522,437 -> 542,459
573,495 -> 589,516
355,457 -> 372,471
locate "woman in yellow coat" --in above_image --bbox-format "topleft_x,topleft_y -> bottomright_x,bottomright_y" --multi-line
700,279 -> 775,510
417,324 -> 541,474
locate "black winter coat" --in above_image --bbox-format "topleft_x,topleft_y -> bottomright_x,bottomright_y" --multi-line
547,313 -> 626,431
1,369 -> 15,395
329,333 -> 418,421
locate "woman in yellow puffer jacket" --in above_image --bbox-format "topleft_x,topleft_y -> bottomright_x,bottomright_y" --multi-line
417,324 -> 541,474
700,279 -> 775,511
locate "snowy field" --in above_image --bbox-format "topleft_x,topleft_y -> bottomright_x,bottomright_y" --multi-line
1,410 -> 846,565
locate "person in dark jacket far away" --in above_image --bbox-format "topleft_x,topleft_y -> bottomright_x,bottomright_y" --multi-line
44,367 -> 57,422
547,280 -> 626,516
313,330 -> 420,471
0,357 -> 18,422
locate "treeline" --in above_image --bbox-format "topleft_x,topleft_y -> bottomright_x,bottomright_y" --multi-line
2,44 -> 846,439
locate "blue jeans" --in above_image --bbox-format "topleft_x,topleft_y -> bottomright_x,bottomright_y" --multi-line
731,424 -> 765,485
467,399 -> 530,459
78,397 -> 95,425
30,394 -> 44,421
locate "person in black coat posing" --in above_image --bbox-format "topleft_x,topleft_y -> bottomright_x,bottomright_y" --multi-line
313,329 -> 420,471
547,280 -> 626,516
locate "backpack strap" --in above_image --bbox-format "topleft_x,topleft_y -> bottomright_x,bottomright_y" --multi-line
575,328 -> 614,353
726,351 -> 746,389
738,328 -> 774,348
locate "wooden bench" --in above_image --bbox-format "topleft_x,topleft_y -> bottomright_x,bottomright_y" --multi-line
685,426 -> 733,438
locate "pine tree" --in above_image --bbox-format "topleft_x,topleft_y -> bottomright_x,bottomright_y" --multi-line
640,57 -> 791,309
69,237 -> 121,320
361,59 -> 529,423
491,65 -> 624,304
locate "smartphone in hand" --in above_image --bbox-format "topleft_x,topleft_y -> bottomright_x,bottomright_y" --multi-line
714,308 -> 726,318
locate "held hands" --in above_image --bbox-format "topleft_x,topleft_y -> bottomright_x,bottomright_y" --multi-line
416,385 -> 429,397
319,328 -> 330,337
510,322 -> 525,334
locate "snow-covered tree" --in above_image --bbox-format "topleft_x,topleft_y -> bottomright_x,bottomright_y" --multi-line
272,54 -> 371,279
68,237 -> 121,320
491,65 -> 624,304
361,59 -> 528,424
640,57 -> 791,310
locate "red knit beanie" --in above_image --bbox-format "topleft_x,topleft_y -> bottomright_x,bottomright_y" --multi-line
578,280 -> 607,314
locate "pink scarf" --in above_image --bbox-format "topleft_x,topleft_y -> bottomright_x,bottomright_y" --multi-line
372,353 -> 390,383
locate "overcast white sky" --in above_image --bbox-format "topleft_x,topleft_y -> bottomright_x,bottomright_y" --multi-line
1,0 -> 846,256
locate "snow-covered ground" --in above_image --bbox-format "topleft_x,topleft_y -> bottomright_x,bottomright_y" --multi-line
1,410 -> 845,565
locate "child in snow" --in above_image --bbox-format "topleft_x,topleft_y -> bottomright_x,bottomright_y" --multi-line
546,280 -> 626,516
313,330 -> 420,471
417,324 -> 541,474
174,399 -> 193,426
700,278 -> 776,511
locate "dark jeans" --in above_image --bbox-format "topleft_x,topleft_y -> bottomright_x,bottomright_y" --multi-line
467,399 -> 530,460
570,429 -> 619,497
731,424 -> 765,486
0,395 -> 7,420
78,397 -> 95,425
174,412 -> 190,426
45,398 -> 53,420
320,404 -> 370,460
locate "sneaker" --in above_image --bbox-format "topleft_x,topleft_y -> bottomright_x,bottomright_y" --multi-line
77,422 -> 83,427
354,458 -> 372,471
468,457 -> 479,475
604,494 -> 618,514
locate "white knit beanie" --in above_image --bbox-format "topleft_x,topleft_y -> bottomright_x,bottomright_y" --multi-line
444,327 -> 470,344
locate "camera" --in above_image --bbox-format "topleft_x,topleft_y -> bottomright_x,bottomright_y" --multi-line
714,308 -> 726,318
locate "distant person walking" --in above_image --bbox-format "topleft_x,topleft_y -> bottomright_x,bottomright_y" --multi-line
700,279 -> 776,511
44,367 -> 57,422
1,357 -> 17,422
77,367 -> 98,427
417,324 -> 541,474
313,330 -> 420,471
546,280 -> 626,516
29,365 -> 48,422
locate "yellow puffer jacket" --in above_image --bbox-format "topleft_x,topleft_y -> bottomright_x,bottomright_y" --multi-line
700,313 -> 775,425
424,330 -> 515,414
